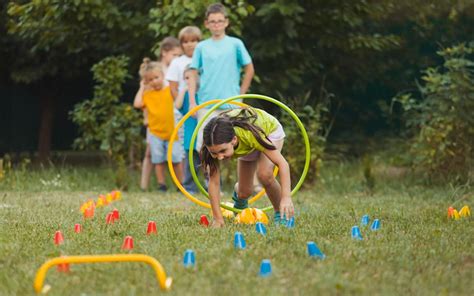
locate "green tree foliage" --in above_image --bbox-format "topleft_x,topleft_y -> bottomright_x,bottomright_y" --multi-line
70,56 -> 142,187
6,0 -> 154,161
7,0 -> 154,82
148,0 -> 254,50
279,92 -> 328,185
394,43 -> 474,180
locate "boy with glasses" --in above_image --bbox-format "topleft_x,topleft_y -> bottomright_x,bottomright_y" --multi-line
188,2 -> 255,151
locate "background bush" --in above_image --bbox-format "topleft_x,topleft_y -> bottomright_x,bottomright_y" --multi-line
394,43 -> 474,181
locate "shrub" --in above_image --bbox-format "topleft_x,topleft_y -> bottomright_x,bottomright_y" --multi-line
70,56 -> 143,189
278,91 -> 329,186
394,43 -> 474,181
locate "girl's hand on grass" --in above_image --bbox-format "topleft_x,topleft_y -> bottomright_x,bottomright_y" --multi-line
211,220 -> 225,228
280,197 -> 294,219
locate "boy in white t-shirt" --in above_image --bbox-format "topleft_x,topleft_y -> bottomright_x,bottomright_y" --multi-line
166,26 -> 202,100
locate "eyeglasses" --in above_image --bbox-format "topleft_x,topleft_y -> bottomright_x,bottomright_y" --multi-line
207,19 -> 226,25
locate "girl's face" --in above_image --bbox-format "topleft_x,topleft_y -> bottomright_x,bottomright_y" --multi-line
161,47 -> 182,66
206,136 -> 237,160
182,38 -> 199,57
184,70 -> 192,84
144,70 -> 164,90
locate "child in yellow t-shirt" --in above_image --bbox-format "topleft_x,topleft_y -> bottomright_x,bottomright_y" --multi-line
201,107 -> 293,228
133,58 -> 184,191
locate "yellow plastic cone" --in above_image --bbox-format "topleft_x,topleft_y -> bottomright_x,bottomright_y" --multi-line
459,205 -> 471,217
452,209 -> 460,220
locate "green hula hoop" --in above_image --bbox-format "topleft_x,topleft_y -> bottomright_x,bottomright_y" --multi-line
189,94 -> 310,213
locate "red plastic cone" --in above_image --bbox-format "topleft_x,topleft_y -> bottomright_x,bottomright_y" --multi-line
121,236 -> 134,250
54,231 -> 64,245
147,221 -> 157,235
200,215 -> 209,227
112,208 -> 120,220
74,224 -> 82,233
57,256 -> 70,273
106,213 -> 115,224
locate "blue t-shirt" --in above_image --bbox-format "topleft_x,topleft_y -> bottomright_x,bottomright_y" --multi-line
190,35 -> 252,109
178,92 -> 198,151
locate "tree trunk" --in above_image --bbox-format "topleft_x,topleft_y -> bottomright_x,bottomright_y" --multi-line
37,89 -> 55,164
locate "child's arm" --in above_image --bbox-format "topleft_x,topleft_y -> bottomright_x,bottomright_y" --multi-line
240,63 -> 255,94
187,69 -> 199,112
133,80 -> 146,109
169,81 -> 179,99
174,88 -> 187,109
209,169 -> 225,227
262,149 -> 294,219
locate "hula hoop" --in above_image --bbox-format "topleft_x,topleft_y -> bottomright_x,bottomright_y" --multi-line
167,100 -> 270,213
190,94 -> 309,213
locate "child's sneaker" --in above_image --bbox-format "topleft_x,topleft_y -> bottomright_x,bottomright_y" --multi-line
232,191 -> 248,209
158,184 -> 168,192
274,212 -> 288,225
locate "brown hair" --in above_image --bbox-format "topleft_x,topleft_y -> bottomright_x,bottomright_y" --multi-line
205,3 -> 228,19
157,36 -> 180,60
201,108 -> 276,176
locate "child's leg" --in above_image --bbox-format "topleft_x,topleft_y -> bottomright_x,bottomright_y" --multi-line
183,151 -> 200,192
155,163 -> 167,187
172,162 -> 183,183
182,151 -> 193,190
140,144 -> 153,190
149,133 -> 168,190
234,160 -> 257,208
169,139 -> 184,183
256,139 -> 284,212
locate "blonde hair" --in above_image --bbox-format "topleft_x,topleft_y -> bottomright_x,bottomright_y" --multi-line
178,26 -> 202,43
138,58 -> 163,79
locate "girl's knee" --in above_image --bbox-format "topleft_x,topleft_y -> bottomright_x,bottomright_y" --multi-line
257,170 -> 274,186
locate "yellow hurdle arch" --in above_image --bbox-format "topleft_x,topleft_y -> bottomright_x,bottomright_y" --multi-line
33,254 -> 172,293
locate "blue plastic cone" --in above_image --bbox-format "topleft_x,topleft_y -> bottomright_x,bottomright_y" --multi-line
234,232 -> 246,249
370,219 -> 380,231
351,226 -> 363,240
361,214 -> 370,226
286,217 -> 295,228
259,259 -> 272,277
255,222 -> 267,235
183,249 -> 195,268
307,241 -> 326,259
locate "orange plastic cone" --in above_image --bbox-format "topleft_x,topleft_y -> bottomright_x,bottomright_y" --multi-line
83,205 -> 95,219
74,224 -> 82,233
54,231 -> 64,245
121,236 -> 134,250
147,221 -> 157,235
99,194 -> 108,205
447,207 -> 454,219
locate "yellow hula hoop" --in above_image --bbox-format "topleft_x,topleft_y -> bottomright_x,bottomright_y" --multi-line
167,99 -> 274,212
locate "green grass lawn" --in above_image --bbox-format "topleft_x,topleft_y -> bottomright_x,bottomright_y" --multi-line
0,162 -> 472,295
